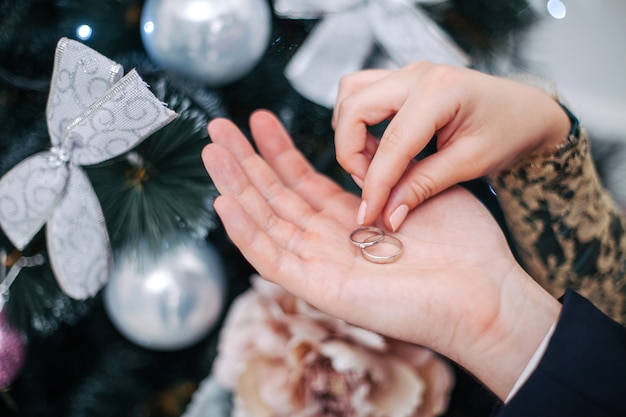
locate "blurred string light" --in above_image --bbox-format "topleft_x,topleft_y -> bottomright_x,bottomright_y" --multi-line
76,24 -> 93,40
143,21 -> 155,34
547,0 -> 566,19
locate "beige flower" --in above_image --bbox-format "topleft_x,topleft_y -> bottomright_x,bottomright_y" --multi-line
213,275 -> 454,417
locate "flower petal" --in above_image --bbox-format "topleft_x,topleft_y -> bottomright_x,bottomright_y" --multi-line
236,356 -> 297,417
416,359 -> 455,417
367,357 -> 425,417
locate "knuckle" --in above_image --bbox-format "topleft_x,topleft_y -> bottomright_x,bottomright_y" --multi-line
377,125 -> 408,160
422,64 -> 462,90
336,93 -> 360,120
335,150 -> 350,168
407,173 -> 438,204
379,127 -> 405,156
335,148 -> 361,175
337,73 -> 357,93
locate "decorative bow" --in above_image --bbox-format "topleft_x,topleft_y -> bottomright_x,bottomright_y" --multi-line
0,38 -> 177,299
274,0 -> 471,107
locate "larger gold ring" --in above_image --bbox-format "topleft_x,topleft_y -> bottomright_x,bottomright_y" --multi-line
361,234 -> 403,264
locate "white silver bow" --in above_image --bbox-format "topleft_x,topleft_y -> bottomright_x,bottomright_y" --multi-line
275,0 -> 471,107
0,38 -> 177,299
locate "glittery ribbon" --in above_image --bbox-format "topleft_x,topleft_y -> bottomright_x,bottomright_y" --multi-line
0,38 -> 177,299
274,0 -> 471,107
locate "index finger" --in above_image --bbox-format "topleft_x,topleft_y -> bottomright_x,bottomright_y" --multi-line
332,69 -> 392,128
333,71 -> 406,182
358,87 -> 459,225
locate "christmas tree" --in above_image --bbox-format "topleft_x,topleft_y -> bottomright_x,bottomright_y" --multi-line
0,1 -> 536,416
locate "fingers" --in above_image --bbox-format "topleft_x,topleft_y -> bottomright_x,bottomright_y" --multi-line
355,96 -> 449,225
249,110 -> 360,225
249,110 -> 343,205
203,113 -> 357,300
349,132 -> 381,188
332,69 -> 392,128
204,139 -> 343,290
207,116 -> 316,228
335,63 -> 464,226
333,69 -> 412,184
381,144 -> 482,231
205,112 -> 357,250
212,194 -> 298,281
207,116 -> 257,162
202,142 -> 303,245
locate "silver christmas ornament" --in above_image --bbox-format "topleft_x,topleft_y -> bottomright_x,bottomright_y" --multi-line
140,0 -> 272,86
104,240 -> 225,350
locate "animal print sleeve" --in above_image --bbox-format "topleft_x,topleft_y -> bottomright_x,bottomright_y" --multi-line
487,128 -> 626,324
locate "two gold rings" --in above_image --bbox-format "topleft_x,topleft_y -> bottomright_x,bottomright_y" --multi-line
349,226 -> 403,264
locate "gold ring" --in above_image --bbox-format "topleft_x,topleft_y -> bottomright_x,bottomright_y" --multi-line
361,234 -> 403,264
349,226 -> 385,248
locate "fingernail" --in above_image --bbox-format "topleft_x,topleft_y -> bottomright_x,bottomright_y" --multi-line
351,174 -> 364,188
389,204 -> 409,231
357,200 -> 367,225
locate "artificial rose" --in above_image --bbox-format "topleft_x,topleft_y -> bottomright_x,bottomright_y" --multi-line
213,275 -> 454,417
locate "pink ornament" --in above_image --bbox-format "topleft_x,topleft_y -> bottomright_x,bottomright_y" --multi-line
0,312 -> 27,388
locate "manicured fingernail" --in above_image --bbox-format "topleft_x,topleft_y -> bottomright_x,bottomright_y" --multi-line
351,174 -> 364,188
389,204 -> 409,231
357,200 -> 367,225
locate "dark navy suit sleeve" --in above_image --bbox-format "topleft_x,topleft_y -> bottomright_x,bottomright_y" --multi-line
495,289 -> 626,417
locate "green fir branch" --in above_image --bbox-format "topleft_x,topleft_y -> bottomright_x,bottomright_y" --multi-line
4,265 -> 93,338
86,78 -> 218,253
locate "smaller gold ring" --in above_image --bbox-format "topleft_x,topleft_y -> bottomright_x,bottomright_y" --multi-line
349,226 -> 385,249
361,234 -> 403,264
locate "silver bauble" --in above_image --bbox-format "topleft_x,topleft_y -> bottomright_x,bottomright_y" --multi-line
140,0 -> 272,86
104,240 -> 225,350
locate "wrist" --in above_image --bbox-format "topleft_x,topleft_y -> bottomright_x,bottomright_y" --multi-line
508,73 -> 577,155
539,96 -> 574,152
460,267 -> 561,400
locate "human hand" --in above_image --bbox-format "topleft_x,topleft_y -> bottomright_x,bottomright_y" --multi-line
332,62 -> 572,230
202,110 -> 560,399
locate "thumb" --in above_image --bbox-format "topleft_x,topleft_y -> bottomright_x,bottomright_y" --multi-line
382,149 -> 480,231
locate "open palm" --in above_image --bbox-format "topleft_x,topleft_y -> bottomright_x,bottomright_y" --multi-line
202,110 -> 545,388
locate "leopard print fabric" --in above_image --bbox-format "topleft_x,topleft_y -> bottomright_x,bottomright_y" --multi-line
487,129 -> 626,324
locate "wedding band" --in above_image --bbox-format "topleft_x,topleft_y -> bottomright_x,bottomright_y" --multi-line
361,234 -> 403,264
349,226 -> 385,248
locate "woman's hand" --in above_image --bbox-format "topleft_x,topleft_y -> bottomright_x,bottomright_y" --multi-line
332,62 -> 571,230
202,110 -> 561,399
